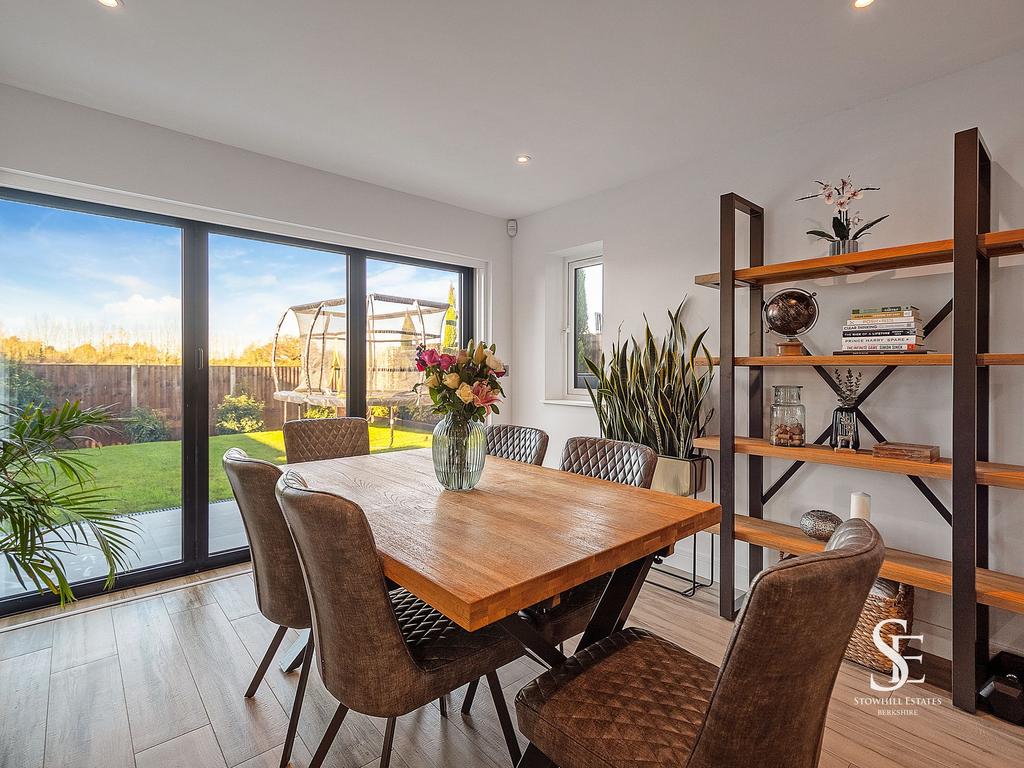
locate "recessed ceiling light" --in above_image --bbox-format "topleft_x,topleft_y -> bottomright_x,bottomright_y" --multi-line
97,0 -> 122,8
853,0 -> 875,8
516,154 -> 532,165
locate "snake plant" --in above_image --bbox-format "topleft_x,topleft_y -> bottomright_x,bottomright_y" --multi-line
584,300 -> 714,459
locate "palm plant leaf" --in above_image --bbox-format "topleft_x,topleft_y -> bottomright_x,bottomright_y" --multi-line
0,401 -> 138,603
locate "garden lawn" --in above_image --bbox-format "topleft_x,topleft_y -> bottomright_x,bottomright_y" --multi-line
73,426 -> 432,515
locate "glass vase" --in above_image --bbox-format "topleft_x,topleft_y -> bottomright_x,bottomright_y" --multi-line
769,385 -> 806,447
432,414 -> 486,490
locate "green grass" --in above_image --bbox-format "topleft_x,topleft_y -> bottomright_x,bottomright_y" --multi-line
73,426 -> 432,515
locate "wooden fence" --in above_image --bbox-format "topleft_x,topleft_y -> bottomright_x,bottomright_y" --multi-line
21,364 -> 302,444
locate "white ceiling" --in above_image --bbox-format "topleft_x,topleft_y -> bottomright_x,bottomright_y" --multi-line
3,1 -> 1024,218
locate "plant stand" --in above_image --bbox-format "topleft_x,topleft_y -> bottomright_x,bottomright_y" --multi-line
646,455 -> 716,598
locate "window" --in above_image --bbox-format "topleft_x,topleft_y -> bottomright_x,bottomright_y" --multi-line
365,256 -> 470,448
0,187 -> 474,614
0,195 -> 184,601
567,256 -> 603,393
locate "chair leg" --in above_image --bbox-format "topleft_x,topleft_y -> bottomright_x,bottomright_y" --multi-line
485,671 -> 522,765
438,695 -> 447,718
246,625 -> 288,698
461,678 -> 480,715
516,743 -> 555,768
380,716 -> 397,768
280,635 -> 314,768
308,703 -> 348,768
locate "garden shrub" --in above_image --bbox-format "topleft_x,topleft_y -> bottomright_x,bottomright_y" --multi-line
302,405 -> 336,419
5,361 -> 53,410
215,391 -> 265,434
125,406 -> 171,443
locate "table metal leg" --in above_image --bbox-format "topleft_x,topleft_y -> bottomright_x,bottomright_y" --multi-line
500,615 -> 568,669
500,553 -> 656,669
578,554 -> 654,648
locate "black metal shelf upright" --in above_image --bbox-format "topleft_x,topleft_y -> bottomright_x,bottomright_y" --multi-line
713,128 -> 998,713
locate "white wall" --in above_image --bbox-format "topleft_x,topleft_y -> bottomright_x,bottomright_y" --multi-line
0,83 -> 513,360
510,49 -> 1024,658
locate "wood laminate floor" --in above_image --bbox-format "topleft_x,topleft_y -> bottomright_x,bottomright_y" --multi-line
2,567 -> 1023,768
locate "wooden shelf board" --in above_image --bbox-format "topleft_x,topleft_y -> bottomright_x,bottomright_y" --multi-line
693,435 -> 1024,490
708,517 -> 1024,613
694,228 -> 1024,288
698,354 -> 1024,367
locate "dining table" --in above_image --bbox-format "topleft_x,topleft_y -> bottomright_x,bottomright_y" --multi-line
277,447 -> 721,671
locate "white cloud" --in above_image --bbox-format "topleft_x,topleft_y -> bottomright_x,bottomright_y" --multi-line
102,294 -> 181,325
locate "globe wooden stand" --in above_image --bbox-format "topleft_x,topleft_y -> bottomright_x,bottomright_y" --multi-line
775,338 -> 805,356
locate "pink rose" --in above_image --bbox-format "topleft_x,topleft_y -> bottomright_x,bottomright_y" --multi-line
415,359 -> 426,372
420,348 -> 441,367
471,381 -> 501,414
438,353 -> 456,370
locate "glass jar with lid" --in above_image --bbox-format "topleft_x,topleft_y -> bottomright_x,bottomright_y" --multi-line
770,385 -> 806,447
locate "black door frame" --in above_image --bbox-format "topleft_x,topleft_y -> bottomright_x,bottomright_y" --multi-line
0,187 -> 476,616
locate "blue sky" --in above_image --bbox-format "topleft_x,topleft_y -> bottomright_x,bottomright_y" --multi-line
1,199 -> 460,357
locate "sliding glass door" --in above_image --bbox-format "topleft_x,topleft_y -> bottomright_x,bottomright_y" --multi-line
0,194 -> 185,602
206,232 -> 347,553
0,187 -> 474,614
365,256 -> 470,449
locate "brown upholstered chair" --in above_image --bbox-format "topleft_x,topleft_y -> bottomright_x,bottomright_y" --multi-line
275,471 -> 526,768
283,416 -> 370,463
513,519 -> 886,768
485,423 -> 550,466
559,436 -> 658,488
222,448 -> 312,768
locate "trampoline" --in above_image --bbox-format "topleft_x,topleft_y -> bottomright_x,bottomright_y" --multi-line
271,293 -> 454,439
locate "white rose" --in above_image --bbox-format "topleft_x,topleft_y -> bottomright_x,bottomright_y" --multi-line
485,353 -> 504,373
455,382 -> 475,404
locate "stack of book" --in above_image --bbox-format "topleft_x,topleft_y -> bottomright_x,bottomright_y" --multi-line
839,306 -> 928,354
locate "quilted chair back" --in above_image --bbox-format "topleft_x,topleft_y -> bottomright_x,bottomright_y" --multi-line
275,471 -> 430,718
560,436 -> 658,488
686,519 -> 884,768
485,424 -> 549,466
221,449 -> 310,630
283,417 -> 370,464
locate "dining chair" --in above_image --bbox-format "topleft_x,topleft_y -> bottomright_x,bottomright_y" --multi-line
276,471 -> 527,768
221,448 -> 312,768
485,423 -> 550,466
513,519 -> 885,768
559,435 -> 658,488
283,416 -> 370,463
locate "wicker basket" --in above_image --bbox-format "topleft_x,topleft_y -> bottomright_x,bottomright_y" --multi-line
845,578 -> 915,672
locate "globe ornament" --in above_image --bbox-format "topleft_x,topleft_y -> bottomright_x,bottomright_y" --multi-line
763,288 -> 819,356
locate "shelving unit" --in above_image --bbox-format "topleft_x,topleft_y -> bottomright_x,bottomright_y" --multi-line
698,128 -> 1024,714
693,436 -> 1024,490
694,228 -> 1024,288
706,517 -> 1024,614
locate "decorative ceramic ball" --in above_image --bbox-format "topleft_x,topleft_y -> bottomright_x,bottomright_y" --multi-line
800,509 -> 843,541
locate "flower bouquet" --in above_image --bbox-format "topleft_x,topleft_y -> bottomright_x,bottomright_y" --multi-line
798,176 -> 889,255
414,341 -> 505,489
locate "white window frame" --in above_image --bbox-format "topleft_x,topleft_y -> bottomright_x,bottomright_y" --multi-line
564,255 -> 603,397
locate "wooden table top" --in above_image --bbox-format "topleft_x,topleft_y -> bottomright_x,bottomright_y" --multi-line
289,448 -> 721,631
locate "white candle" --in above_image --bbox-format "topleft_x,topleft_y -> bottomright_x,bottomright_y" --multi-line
850,491 -> 871,520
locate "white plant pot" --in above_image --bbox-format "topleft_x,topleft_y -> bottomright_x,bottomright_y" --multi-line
650,455 -> 707,497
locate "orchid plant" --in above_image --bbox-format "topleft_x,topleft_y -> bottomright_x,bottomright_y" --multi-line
414,341 -> 505,423
798,176 -> 889,243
